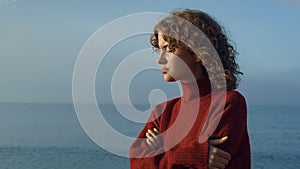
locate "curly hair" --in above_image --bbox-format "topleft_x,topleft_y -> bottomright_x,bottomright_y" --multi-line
150,9 -> 243,90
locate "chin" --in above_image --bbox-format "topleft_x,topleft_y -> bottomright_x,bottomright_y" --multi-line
163,74 -> 176,82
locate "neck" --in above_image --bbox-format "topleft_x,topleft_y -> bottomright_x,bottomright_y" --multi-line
181,76 -> 211,101
180,64 -> 206,83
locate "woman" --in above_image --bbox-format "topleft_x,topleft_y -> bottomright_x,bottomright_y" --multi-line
130,9 -> 250,169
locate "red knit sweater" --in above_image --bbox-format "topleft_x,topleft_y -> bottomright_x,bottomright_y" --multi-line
130,77 -> 251,169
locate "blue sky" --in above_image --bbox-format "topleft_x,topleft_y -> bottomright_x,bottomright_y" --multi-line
1,0 -> 299,106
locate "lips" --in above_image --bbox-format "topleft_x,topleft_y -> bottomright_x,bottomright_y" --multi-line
161,67 -> 169,74
162,70 -> 167,74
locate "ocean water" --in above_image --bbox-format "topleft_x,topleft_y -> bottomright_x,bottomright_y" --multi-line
0,103 -> 299,169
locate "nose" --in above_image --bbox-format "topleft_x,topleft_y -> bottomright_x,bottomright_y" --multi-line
157,50 -> 167,64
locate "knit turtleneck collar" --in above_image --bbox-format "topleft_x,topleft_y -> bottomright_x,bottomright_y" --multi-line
181,76 -> 211,101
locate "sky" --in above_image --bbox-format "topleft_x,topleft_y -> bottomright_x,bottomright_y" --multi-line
1,0 -> 300,106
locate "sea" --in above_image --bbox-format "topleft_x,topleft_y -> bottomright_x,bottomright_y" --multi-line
0,103 -> 299,169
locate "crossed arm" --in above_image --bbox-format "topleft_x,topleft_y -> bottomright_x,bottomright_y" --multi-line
146,128 -> 231,169
130,92 -> 247,169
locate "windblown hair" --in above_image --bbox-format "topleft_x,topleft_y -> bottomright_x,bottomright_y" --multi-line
150,9 -> 243,90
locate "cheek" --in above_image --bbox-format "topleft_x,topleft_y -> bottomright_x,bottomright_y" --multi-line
170,57 -> 192,72
168,62 -> 191,79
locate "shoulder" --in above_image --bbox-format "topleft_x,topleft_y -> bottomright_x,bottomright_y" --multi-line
211,90 -> 247,112
224,91 -> 247,114
226,91 -> 246,103
212,90 -> 246,104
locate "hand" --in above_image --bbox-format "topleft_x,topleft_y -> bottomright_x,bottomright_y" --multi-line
145,128 -> 162,149
208,136 -> 231,169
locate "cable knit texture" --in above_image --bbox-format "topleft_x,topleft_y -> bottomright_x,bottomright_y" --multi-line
130,76 -> 251,169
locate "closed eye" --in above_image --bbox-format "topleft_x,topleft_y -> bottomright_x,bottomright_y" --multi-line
160,46 -> 172,53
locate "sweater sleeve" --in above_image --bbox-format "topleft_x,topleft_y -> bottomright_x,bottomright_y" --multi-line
166,140 -> 209,168
203,91 -> 248,157
159,101 -> 211,169
130,104 -> 165,169
166,92 -> 247,169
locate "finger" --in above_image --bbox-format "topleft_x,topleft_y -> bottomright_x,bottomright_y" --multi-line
210,160 -> 226,169
148,130 -> 162,147
146,133 -> 158,147
209,146 -> 230,165
146,133 -> 160,148
214,148 -> 231,160
209,155 -> 226,169
146,138 -> 155,149
210,166 -> 224,169
210,155 -> 229,166
210,145 -> 231,161
209,136 -> 228,146
147,130 -> 160,146
147,129 -> 157,138
208,166 -> 219,169
153,127 -> 159,134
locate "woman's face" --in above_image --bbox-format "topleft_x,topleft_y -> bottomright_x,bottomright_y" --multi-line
157,33 -> 203,83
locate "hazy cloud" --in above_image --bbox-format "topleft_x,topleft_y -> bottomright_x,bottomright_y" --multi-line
0,0 -> 17,3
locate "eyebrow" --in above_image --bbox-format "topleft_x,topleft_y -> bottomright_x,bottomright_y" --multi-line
159,44 -> 168,49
